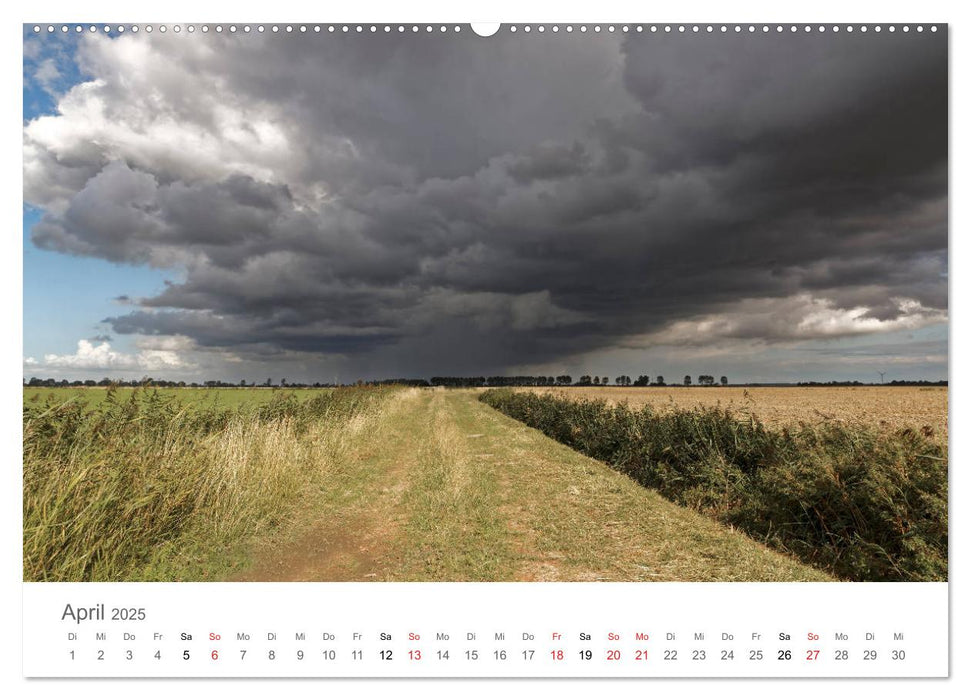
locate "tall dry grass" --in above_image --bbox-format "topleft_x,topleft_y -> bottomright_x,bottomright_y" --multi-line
23,386 -> 394,581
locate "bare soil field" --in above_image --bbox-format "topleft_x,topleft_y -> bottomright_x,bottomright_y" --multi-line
517,386 -> 948,442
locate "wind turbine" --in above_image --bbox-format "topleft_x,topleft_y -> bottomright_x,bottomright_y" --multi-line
878,371 -> 886,385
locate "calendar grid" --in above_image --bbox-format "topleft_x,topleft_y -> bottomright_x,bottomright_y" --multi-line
23,582 -> 948,678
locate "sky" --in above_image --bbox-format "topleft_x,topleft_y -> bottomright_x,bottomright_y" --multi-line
22,25 -> 948,384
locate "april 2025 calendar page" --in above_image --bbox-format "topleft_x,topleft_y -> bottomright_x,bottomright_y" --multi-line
14,0 -> 955,689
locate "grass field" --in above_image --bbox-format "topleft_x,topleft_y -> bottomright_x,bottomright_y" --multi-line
23,386 -> 333,410
519,386 -> 948,442
23,386 -> 835,582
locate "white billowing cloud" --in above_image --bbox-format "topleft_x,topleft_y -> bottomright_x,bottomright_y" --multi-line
32,57 -> 62,95
25,337 -> 194,372
794,297 -> 947,337
23,36 -> 296,214
626,295 -> 948,347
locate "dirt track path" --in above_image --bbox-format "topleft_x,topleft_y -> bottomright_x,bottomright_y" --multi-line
236,390 -> 832,582
235,390 -> 423,581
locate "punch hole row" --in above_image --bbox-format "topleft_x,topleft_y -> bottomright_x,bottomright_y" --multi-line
31,24 -> 941,35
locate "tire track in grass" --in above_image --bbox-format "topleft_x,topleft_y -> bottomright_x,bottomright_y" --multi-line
388,391 -> 513,580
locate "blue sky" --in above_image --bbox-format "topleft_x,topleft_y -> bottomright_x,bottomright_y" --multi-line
22,207 -> 172,362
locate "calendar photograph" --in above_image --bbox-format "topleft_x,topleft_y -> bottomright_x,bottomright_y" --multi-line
22,22 -> 947,589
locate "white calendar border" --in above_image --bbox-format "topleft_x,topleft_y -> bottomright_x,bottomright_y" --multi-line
3,0 -> 964,697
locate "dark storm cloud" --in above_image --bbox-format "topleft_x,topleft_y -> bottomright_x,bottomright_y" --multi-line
23,29 -> 947,376
107,308 -> 401,355
505,142 -> 591,183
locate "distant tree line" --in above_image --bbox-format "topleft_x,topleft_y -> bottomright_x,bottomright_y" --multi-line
428,375 -> 673,387
430,376 -> 566,387
24,375 -> 946,389
23,377 -> 346,389
429,377 -> 487,388
368,378 -> 432,387
885,379 -> 947,386
797,380 -> 947,387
